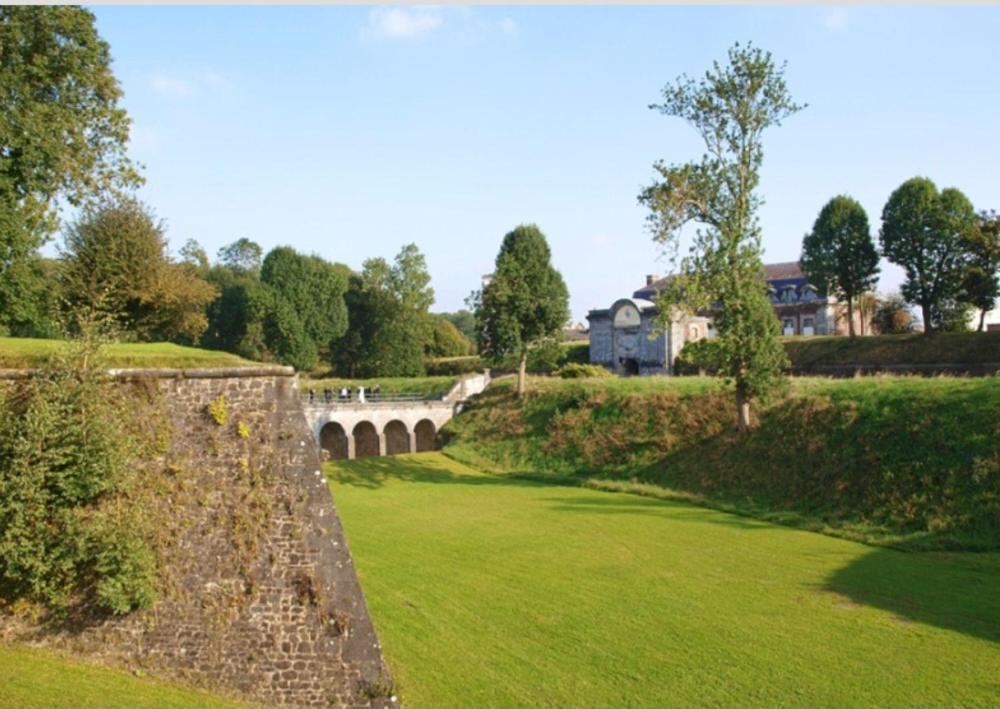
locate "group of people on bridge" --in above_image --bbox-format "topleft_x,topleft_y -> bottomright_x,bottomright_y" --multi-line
308,385 -> 381,405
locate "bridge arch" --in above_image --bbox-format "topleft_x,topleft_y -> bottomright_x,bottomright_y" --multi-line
383,420 -> 410,456
320,421 -> 349,460
352,421 -> 380,459
414,419 -> 437,452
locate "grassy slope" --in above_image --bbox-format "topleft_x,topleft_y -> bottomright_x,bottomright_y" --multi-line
326,453 -> 1000,708
782,331 -> 1000,366
0,337 -> 255,369
0,645 -> 245,708
443,376 -> 1000,550
303,376 -> 457,399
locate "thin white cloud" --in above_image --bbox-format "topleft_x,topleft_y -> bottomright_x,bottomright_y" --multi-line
150,75 -> 194,98
149,71 -> 227,99
824,9 -> 850,32
365,7 -> 443,40
499,17 -> 518,36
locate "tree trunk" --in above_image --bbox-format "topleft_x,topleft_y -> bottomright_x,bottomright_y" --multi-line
736,387 -> 750,434
517,350 -> 527,398
847,297 -> 856,338
922,303 -> 933,334
979,308 -> 987,333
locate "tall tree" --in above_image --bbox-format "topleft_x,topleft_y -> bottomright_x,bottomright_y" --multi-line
59,197 -> 216,343
439,309 -> 477,345
0,7 -> 140,334
639,43 -> 803,432
473,224 -> 569,397
801,195 -> 880,337
331,244 -> 436,377
261,247 -> 349,346
217,237 -> 263,275
880,177 -> 976,333
426,316 -> 474,358
960,211 -> 1000,332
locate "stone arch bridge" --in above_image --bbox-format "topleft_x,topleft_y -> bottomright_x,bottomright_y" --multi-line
301,372 -> 490,460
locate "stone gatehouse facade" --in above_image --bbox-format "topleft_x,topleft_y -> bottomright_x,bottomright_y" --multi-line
588,261 -> 862,376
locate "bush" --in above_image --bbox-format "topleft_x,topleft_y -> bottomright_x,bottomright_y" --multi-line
0,337 -> 160,616
872,293 -> 915,334
561,341 -> 590,365
555,363 -> 613,379
491,340 -> 592,375
673,338 -> 723,375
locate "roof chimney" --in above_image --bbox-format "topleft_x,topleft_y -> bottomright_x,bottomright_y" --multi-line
645,274 -> 657,286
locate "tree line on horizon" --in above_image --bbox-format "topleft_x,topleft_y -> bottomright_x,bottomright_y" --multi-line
801,185 -> 999,336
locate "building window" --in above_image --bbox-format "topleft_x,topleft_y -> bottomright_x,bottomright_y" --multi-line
782,318 -> 795,336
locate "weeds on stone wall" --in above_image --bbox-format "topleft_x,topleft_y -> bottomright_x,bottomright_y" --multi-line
0,334 -> 165,618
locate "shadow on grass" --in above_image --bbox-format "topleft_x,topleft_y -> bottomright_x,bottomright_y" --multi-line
824,547 -> 1000,644
541,493 -> 775,531
325,454 -> 557,491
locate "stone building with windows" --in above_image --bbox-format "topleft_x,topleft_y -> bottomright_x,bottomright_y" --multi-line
587,261 -> 863,375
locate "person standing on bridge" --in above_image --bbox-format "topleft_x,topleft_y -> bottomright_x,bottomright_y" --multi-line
372,384 -> 381,401
357,385 -> 366,404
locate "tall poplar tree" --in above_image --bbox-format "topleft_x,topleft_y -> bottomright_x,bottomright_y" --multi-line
639,43 -> 803,432
801,195 -> 880,337
473,224 -> 569,397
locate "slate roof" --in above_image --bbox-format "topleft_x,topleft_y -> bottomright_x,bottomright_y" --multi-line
634,261 -> 810,300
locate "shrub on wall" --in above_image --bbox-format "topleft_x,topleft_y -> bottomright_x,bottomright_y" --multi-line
0,338 -> 161,616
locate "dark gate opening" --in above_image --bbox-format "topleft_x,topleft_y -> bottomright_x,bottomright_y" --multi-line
414,419 -> 437,452
320,422 -> 349,460
352,421 -> 379,458
384,420 -> 410,456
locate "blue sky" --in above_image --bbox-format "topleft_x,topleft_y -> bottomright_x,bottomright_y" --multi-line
87,5 -> 1000,322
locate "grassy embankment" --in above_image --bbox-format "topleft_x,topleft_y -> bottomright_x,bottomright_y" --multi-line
443,375 -> 1000,550
0,337 -> 256,369
0,645 -> 245,708
326,452 -> 1000,707
782,331 -> 1000,366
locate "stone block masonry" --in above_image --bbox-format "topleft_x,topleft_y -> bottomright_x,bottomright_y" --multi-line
1,366 -> 396,708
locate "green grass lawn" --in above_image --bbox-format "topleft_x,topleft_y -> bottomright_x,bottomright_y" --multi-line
0,337 -> 256,369
326,452 -> 1000,708
0,645 -> 246,708
303,375 -> 458,399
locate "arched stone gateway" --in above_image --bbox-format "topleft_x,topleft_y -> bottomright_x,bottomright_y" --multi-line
414,419 -> 436,452
384,420 -> 410,456
352,421 -> 380,458
319,421 -> 349,460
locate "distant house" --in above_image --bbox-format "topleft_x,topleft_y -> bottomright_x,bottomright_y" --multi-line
587,261 -> 869,376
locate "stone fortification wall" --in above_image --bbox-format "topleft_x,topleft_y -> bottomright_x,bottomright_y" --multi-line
2,367 -> 394,708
